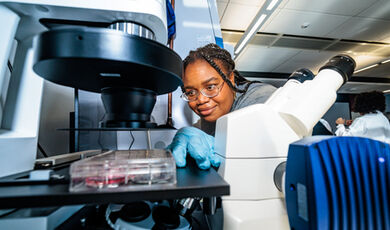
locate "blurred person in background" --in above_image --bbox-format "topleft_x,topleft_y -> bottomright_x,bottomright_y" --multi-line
335,91 -> 390,144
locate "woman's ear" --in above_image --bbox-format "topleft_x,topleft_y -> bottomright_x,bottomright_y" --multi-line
229,71 -> 235,86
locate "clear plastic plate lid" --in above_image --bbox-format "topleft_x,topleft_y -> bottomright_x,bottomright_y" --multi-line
69,149 -> 176,192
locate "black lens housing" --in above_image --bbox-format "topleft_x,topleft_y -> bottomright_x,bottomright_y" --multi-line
288,68 -> 315,83
100,87 -> 157,128
319,55 -> 356,85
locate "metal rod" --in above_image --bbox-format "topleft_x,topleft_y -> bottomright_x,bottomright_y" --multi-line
166,0 -> 176,128
167,92 -> 173,127
146,130 -> 152,150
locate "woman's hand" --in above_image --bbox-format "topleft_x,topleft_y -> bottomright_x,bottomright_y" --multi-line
167,127 -> 221,170
336,117 -> 345,125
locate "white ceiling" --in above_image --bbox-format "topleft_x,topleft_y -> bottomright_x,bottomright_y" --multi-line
216,0 -> 390,93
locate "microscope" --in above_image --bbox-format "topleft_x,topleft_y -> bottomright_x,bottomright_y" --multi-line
0,2 -> 231,229
0,0 -> 182,177
215,55 -> 356,229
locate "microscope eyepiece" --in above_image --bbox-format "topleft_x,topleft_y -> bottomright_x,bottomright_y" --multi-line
319,55 -> 356,85
288,68 -> 314,83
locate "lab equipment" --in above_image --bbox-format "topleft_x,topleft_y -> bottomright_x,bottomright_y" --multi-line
0,1 -> 182,228
0,1 -> 229,229
105,201 -> 191,230
215,55 -> 356,229
0,0 -> 182,177
285,136 -> 390,230
35,149 -> 102,168
0,205 -> 84,230
167,127 -> 221,170
69,149 -> 176,192
33,25 -> 182,128
265,68 -> 315,112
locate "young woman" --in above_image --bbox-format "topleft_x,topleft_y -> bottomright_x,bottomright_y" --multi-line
168,44 -> 276,169
335,91 -> 390,144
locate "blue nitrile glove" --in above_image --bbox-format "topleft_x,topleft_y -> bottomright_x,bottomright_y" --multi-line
167,127 -> 221,170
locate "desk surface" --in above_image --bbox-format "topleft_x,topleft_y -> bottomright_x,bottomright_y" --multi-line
0,166 -> 229,209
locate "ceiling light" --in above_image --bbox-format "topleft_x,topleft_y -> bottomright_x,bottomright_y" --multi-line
352,57 -> 390,74
234,0 -> 282,58
267,0 -> 280,11
354,64 -> 379,73
381,59 -> 390,64
235,14 -> 267,54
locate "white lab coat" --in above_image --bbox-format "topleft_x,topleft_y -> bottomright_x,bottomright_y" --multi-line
335,111 -> 390,144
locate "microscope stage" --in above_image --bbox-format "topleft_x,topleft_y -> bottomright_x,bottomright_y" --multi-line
33,27 -> 183,95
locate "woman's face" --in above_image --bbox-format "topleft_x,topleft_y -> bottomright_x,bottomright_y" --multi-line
183,59 -> 235,122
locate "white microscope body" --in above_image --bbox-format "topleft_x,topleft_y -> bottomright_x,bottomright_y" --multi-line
215,57 -> 355,229
0,0 -> 167,177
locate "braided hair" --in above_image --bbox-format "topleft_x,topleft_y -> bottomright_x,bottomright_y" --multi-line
183,43 -> 261,94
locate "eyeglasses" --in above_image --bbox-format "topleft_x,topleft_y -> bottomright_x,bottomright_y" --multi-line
181,82 -> 225,102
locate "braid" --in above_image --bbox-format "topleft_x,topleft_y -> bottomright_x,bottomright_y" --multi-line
183,43 -> 261,94
200,53 -> 243,93
233,69 -> 263,93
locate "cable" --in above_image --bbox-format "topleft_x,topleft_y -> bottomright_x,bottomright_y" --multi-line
128,131 -> 135,150
1,60 -> 13,119
204,214 -> 212,230
37,143 -> 49,158
97,131 -> 104,150
7,60 -> 13,73
0,208 -> 18,218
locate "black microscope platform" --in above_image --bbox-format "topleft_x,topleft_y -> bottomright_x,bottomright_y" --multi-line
0,164 -> 229,209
